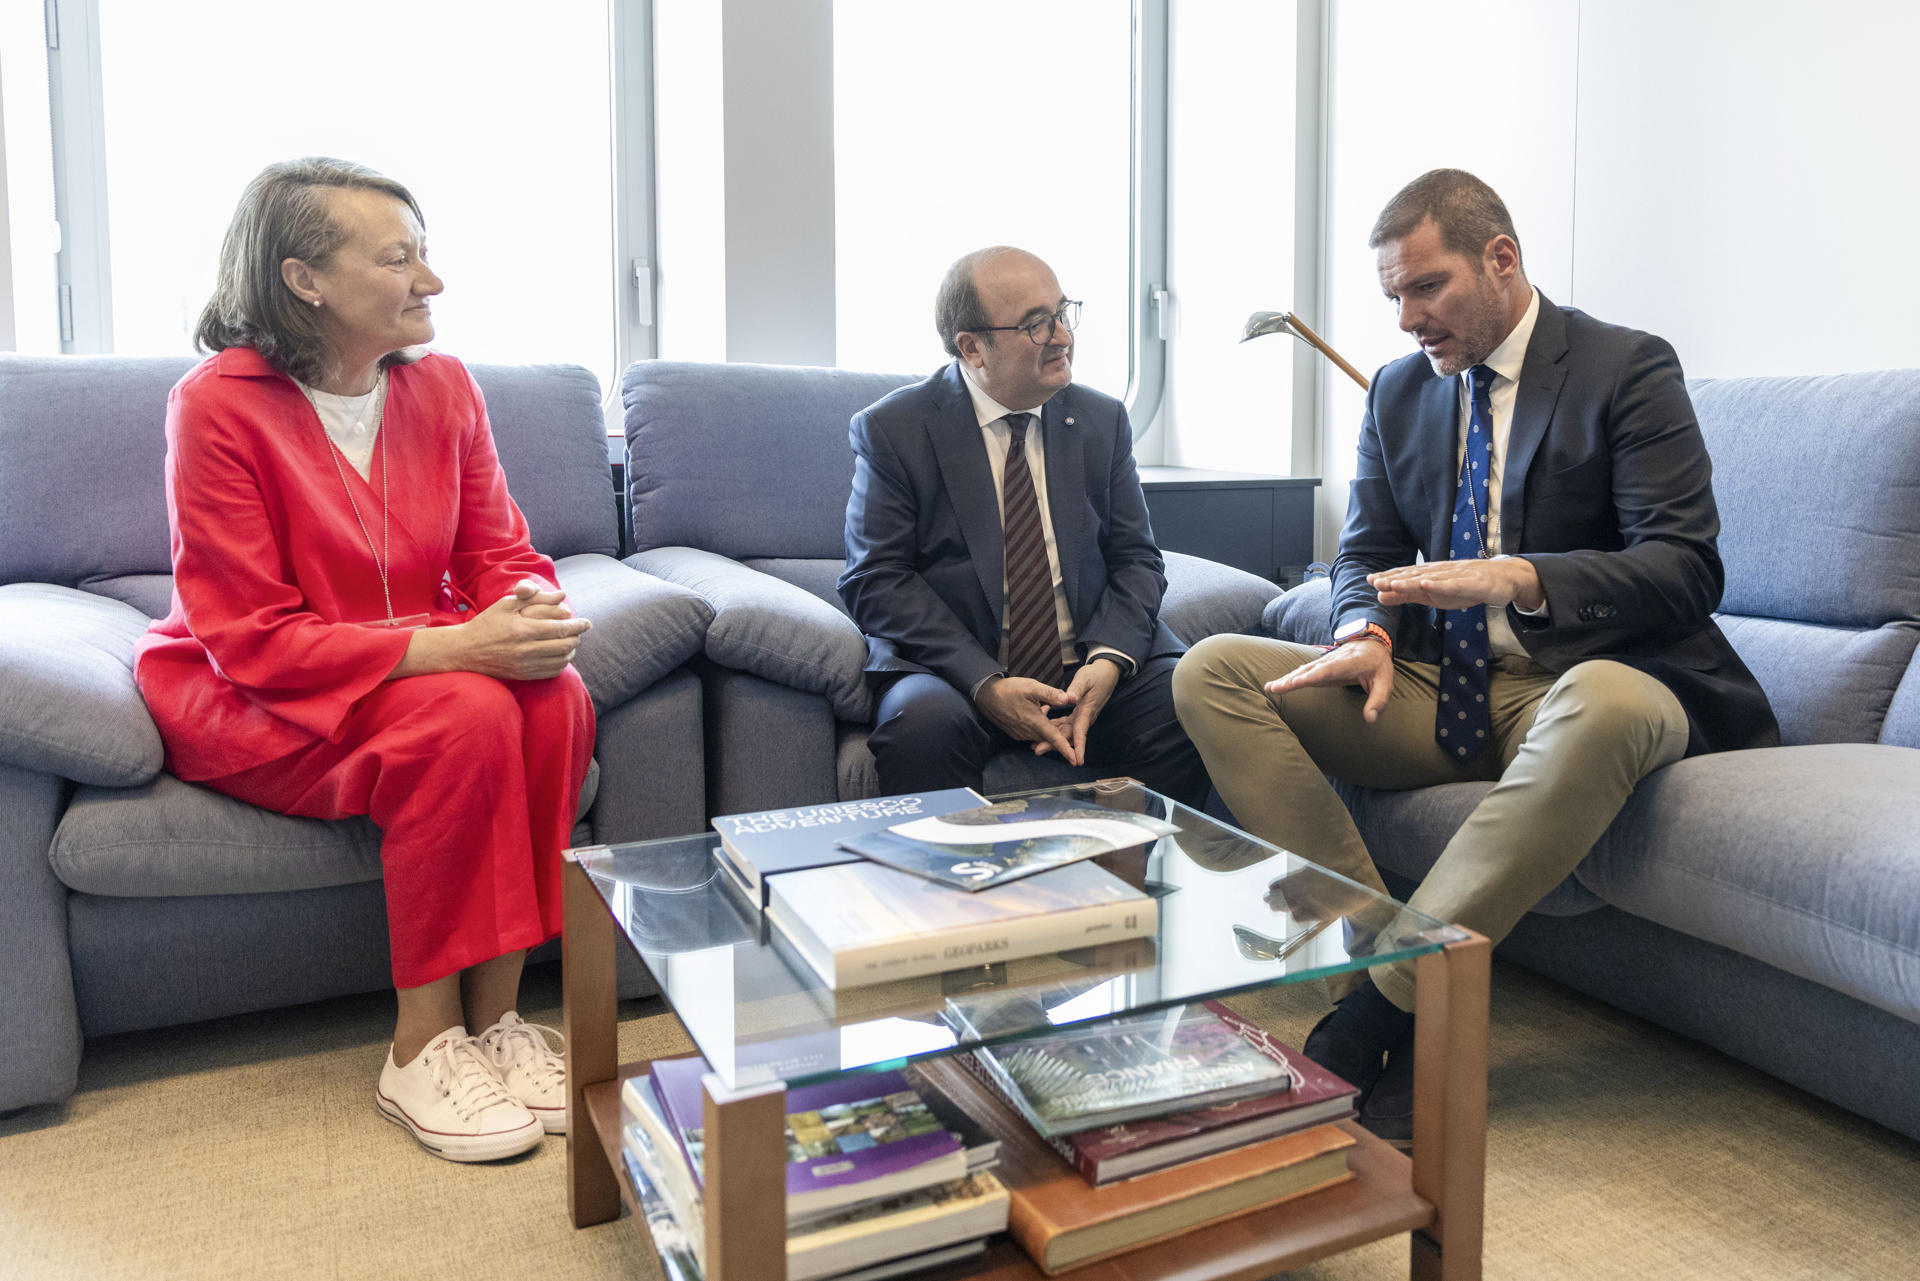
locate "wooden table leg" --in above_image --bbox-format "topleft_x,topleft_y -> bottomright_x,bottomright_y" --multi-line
1410,930 -> 1489,1281
702,1073 -> 790,1281
564,856 -> 622,1228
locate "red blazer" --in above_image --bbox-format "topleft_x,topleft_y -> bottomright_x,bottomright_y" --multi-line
135,347 -> 557,780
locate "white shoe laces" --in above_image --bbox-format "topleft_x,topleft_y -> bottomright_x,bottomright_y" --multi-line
482,1014 -> 565,1091
425,1034 -> 523,1122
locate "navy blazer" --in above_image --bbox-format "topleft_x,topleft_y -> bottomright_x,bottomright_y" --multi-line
839,362 -> 1181,694
1332,296 -> 1777,756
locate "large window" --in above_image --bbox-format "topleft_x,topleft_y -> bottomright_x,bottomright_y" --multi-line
23,1 -> 623,389
831,1 -> 1134,399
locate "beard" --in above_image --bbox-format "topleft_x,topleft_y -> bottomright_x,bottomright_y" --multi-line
1424,274 -> 1510,377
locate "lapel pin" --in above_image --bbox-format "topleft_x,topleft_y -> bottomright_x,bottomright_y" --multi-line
1065,416 -> 1075,426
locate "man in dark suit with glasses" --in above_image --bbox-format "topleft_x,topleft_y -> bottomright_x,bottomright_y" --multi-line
839,246 -> 1206,804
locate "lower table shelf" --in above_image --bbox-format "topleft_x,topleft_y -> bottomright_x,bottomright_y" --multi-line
582,1061 -> 1434,1281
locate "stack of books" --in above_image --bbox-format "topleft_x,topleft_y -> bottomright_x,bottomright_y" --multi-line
713,793 -> 1169,990
926,995 -> 1361,1274
620,1053 -> 1010,1281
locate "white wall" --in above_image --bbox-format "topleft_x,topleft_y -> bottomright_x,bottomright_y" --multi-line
1569,0 -> 1920,379
1319,0 -> 1579,555
1313,0 -> 1920,557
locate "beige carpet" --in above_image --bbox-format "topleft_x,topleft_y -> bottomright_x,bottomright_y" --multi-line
2,961 -> 1915,1280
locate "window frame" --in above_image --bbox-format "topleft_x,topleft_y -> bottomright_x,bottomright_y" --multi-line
41,0 -> 658,391
40,0 -> 1167,432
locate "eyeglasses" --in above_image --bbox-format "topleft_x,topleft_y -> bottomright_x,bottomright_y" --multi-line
970,300 -> 1081,346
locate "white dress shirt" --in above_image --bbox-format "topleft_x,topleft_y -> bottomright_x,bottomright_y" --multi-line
1454,288 -> 1544,657
959,365 -> 1129,687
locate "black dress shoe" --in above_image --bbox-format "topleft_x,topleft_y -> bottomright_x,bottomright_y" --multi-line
1358,1024 -> 1415,1150
1302,979 -> 1413,1105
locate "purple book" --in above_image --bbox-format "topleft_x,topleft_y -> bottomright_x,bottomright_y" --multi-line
650,1055 -> 969,1221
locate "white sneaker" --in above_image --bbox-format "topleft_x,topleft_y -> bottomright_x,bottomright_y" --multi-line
476,1011 -> 568,1134
376,1026 -> 544,1162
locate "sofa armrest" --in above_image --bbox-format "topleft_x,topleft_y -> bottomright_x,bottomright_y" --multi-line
626,546 -> 872,723
1159,551 -> 1288,644
1262,576 -> 1334,647
0,583 -> 164,786
552,553 -> 713,712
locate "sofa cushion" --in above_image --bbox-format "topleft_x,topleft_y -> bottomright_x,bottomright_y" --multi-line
1713,615 -> 1916,746
1692,369 -> 1920,628
1263,576 -> 1334,647
468,363 -> 620,560
741,558 -> 850,612
0,584 -> 164,787
54,775 -> 382,897
1884,659 -> 1920,749
551,553 -> 712,711
51,761 -> 601,897
1159,551 -> 1285,644
1577,743 -> 1920,1025
623,360 -> 918,560
0,355 -> 192,587
82,574 -> 174,620
629,546 -> 872,722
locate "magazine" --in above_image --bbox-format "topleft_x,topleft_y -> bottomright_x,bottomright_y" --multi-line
840,795 -> 1178,891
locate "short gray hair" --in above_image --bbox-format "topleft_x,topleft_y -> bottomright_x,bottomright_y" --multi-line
1369,168 -> 1523,269
933,246 -> 1015,359
195,157 -> 425,387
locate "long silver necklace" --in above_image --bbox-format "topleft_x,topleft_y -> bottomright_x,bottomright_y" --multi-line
301,371 -> 396,623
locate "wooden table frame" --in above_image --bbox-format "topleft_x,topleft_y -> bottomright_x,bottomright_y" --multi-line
563,857 -> 1489,1281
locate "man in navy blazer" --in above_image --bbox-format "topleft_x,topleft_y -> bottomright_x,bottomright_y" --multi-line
839,247 -> 1206,805
1173,171 -> 1776,1145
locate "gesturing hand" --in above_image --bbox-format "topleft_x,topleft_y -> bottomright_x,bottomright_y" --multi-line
1368,557 -> 1544,612
1265,639 -> 1396,724
975,675 -> 1077,763
458,580 -> 592,680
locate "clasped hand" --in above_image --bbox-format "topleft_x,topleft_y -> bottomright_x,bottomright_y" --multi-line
457,580 -> 591,681
975,659 -> 1122,767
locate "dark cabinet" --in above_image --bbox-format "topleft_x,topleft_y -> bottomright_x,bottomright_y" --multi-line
1138,467 -> 1319,587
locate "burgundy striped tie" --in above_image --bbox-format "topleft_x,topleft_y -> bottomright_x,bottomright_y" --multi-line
1001,413 -> 1065,687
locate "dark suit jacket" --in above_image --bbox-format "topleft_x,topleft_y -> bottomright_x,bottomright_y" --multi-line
839,362 -> 1182,695
1333,296 -> 1777,756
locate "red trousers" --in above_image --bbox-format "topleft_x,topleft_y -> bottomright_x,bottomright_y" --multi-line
204,669 -> 596,988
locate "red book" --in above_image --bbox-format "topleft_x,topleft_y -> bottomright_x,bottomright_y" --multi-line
954,1000 -> 1357,1185
920,1056 -> 1354,1274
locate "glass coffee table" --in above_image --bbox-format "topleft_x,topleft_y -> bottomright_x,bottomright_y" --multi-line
562,780 -> 1488,1281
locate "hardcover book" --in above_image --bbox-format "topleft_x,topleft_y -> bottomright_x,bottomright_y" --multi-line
787,1171 -> 1009,1281
948,1001 -> 1358,1184
649,1054 -> 969,1221
839,795 -> 1178,891
711,788 -> 985,905
767,859 -> 1157,989
944,996 -> 1297,1136
918,1056 -> 1354,1275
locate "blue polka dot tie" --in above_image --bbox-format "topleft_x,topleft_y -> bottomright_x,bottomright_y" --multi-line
1437,365 -> 1496,758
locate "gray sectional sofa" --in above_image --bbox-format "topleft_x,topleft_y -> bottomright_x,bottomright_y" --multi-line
0,355 -> 713,1115
616,360 -> 1287,816
1266,368 -> 1920,1141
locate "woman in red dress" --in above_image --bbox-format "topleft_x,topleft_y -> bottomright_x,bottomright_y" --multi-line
135,158 -> 595,1162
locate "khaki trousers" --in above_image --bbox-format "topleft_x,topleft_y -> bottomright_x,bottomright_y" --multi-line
1171,634 -> 1689,1011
